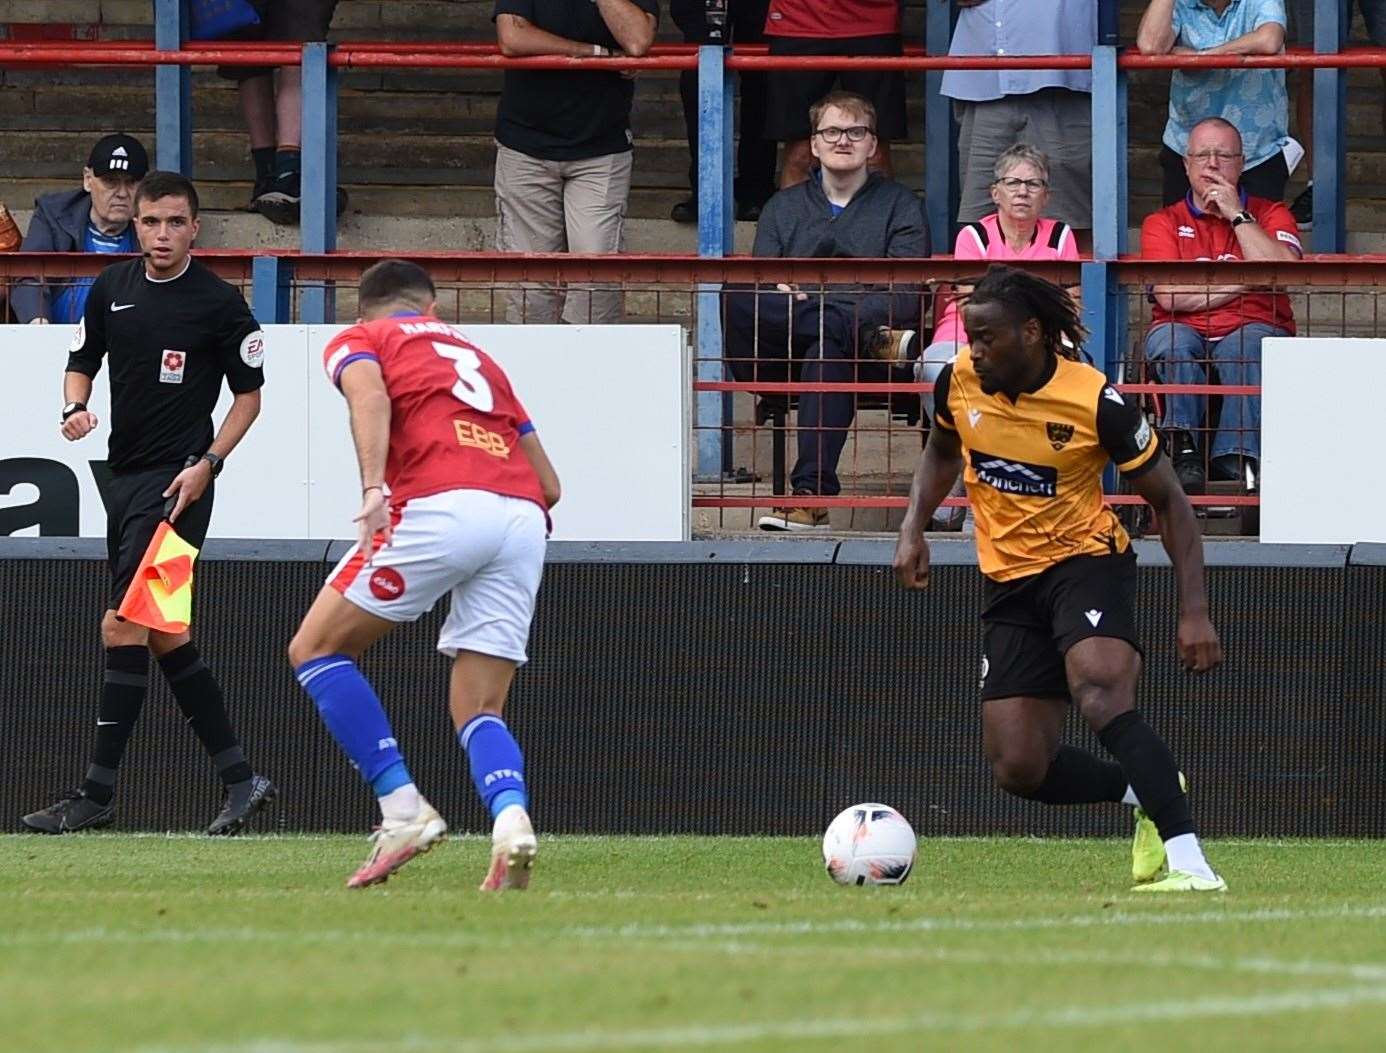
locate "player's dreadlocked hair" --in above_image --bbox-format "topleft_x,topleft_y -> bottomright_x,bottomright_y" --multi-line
963,264 -> 1088,361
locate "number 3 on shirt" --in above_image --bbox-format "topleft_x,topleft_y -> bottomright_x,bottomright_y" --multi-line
432,340 -> 494,413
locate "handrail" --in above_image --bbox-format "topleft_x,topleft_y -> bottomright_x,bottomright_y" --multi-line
3,253 -> 1385,284
2,42 -> 1384,71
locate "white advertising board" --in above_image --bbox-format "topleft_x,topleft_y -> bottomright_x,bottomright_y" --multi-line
0,324 -> 688,541
1262,337 -> 1385,544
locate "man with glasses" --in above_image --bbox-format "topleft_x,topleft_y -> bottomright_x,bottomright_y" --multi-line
12,134 -> 148,325
1137,0 -> 1297,205
723,91 -> 931,531
1139,117 -> 1301,495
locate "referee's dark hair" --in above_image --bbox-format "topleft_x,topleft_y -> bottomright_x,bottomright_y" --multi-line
358,259 -> 437,317
134,171 -> 200,217
964,264 -> 1088,362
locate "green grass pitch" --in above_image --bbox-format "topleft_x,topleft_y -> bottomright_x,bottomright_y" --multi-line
4,834 -> 1386,1052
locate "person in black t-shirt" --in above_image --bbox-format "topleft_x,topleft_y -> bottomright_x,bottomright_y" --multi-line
21,172 -> 277,837
492,0 -> 659,324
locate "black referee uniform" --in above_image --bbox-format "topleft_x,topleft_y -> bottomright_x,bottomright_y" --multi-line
21,255 -> 276,835
68,257 -> 263,599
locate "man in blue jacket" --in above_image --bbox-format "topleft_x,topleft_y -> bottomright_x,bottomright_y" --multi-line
13,134 -> 148,325
724,92 -> 931,530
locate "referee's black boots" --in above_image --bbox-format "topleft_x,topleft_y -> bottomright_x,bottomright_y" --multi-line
20,790 -> 116,834
205,773 -> 278,837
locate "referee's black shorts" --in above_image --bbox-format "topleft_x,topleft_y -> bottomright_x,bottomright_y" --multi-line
762,34 -> 908,142
107,465 -> 215,611
978,550 -> 1143,703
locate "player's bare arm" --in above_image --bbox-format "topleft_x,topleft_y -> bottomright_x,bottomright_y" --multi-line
893,423 -> 964,591
60,370 -> 98,440
163,389 -> 261,523
518,432 -> 562,508
337,357 -> 394,558
1128,456 -> 1223,674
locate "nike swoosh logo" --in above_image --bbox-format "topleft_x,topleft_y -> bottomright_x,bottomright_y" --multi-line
110,303 -> 135,312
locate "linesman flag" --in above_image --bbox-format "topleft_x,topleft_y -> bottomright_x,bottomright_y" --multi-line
117,519 -> 200,633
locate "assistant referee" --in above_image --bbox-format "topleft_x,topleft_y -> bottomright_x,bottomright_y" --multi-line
21,171 -> 277,835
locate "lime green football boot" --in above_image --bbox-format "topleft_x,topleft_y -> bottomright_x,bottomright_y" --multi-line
1130,771 -> 1188,884
1130,869 -> 1227,893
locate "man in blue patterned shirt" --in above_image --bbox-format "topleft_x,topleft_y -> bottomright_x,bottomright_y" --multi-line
1137,0 -> 1297,205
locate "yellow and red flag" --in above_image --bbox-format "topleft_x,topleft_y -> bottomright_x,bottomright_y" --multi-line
117,521 -> 200,633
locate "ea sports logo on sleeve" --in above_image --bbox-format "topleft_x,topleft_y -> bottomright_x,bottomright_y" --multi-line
369,566 -> 406,601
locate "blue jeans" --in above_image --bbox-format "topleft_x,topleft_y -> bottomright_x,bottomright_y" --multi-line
1142,321 -> 1284,462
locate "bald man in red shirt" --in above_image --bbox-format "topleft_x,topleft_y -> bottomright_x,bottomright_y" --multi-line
1140,117 -> 1301,495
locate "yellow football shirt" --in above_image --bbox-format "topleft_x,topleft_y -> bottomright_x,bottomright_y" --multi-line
934,351 -> 1161,582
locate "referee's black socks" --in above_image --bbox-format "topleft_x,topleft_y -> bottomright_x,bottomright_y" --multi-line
82,645 -> 150,805
158,643 -> 254,786
1097,709 -> 1196,840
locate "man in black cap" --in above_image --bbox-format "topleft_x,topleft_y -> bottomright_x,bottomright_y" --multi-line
13,133 -> 150,325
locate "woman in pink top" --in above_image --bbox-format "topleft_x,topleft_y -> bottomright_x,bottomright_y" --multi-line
920,144 -> 1081,528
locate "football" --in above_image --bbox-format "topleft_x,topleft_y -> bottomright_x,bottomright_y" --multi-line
822,803 -> 917,886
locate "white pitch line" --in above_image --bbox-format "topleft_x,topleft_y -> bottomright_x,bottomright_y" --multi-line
127,982 -> 1386,1053
6,903 -> 1386,953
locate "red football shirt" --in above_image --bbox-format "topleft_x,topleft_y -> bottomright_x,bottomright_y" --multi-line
765,0 -> 900,38
1140,193 -> 1302,338
322,315 -> 547,511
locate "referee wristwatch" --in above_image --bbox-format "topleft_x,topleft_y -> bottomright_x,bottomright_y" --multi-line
1231,210 -> 1257,229
60,401 -> 86,422
200,451 -> 225,477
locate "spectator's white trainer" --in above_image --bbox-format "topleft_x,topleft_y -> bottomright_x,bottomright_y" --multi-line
480,804 -> 537,892
346,799 -> 447,889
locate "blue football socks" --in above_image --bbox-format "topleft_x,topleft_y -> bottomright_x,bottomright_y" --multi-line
459,713 -> 528,819
295,655 -> 414,795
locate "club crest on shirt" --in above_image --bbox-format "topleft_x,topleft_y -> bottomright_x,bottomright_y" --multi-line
1046,422 -> 1075,450
160,350 -> 186,384
68,318 -> 86,354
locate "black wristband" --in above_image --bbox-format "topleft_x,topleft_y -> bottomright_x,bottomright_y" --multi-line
201,451 -> 225,478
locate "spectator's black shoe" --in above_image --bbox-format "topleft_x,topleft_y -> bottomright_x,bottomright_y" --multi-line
859,324 -> 918,364
245,175 -> 273,212
206,774 -> 277,836
735,199 -> 764,222
1167,429 -> 1206,495
1211,454 -> 1258,489
255,176 -> 348,226
21,790 -> 115,834
670,196 -> 697,224
1289,183 -> 1313,229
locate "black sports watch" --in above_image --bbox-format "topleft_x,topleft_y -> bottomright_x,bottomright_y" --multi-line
1231,210 -> 1256,228
60,401 -> 86,422
200,451 -> 225,477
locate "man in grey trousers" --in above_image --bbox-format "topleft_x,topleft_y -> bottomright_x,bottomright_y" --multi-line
492,0 -> 659,324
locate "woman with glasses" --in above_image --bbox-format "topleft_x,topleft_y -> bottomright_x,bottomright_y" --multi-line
917,144 -> 1080,529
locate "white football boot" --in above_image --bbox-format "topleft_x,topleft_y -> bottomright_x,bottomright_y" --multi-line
480,804 -> 537,892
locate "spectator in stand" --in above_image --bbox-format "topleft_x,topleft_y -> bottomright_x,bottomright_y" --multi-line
493,0 -> 659,324
722,92 -> 930,531
219,2 -> 344,225
1137,0 -> 1298,206
942,0 -> 1097,245
919,144 -> 1082,529
762,0 -> 907,189
670,0 -> 776,223
1140,117 -> 1301,494
12,134 -> 148,325
1286,0 -> 1386,225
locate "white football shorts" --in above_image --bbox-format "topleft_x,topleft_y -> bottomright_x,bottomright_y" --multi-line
327,488 -> 547,662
